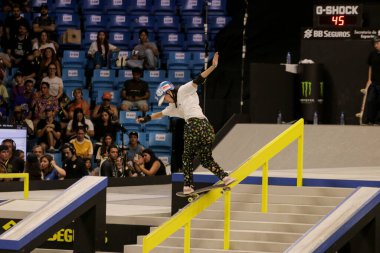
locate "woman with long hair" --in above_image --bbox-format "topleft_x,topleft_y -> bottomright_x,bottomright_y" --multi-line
32,31 -> 59,54
66,107 -> 94,139
24,153 -> 42,180
95,133 -> 114,166
134,148 -> 166,176
40,154 -> 66,180
87,30 -> 119,69
94,110 -> 118,143
39,47 -> 61,78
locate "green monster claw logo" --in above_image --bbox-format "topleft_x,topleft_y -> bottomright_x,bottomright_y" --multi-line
301,81 -> 312,97
320,81 -> 324,97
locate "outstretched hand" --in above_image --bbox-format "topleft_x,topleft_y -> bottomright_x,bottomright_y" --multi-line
212,52 -> 219,67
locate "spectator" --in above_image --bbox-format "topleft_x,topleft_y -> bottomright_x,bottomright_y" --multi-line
0,144 -> 11,181
32,4 -> 57,42
132,28 -> 159,70
13,79 -> 35,118
120,67 -> 150,113
31,81 -> 59,126
134,148 -> 167,176
83,157 -> 94,175
69,126 -> 93,159
64,88 -> 91,120
41,63 -> 63,100
66,107 -> 94,140
62,142 -> 88,179
9,105 -> 35,143
32,144 -> 45,160
100,144 -> 123,177
0,52 -> 12,83
38,47 -> 61,79
4,4 -> 30,42
126,131 -> 144,161
14,149 -> 24,161
32,30 -> 59,54
93,110 -> 119,143
87,30 -> 119,70
36,106 -> 61,153
0,80 -> 9,120
24,153 -> 42,180
12,71 -> 25,98
92,91 -> 119,122
6,23 -> 32,68
40,154 -> 66,180
95,133 -> 114,166
2,1 -> 31,14
2,139 -> 24,173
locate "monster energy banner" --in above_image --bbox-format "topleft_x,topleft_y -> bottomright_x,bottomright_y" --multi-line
299,64 -> 324,122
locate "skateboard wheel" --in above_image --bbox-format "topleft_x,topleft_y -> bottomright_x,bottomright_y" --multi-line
188,197 -> 193,202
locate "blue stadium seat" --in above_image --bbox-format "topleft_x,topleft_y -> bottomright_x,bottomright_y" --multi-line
118,111 -> 144,132
62,50 -> 86,68
130,30 -> 156,49
83,14 -> 107,32
152,0 -> 177,15
54,0 -> 77,13
92,69 -> 116,89
143,70 -> 166,86
191,51 -> 214,70
105,0 -> 128,14
208,0 -> 227,15
167,51 -> 191,70
167,69 -> 191,84
62,68 -> 86,88
182,16 -> 204,33
158,33 -> 185,51
111,50 -> 131,70
107,14 -> 130,33
178,0 -> 202,16
117,69 -> 133,88
186,32 -> 205,51
155,152 -> 171,168
55,13 -> 80,34
108,32 -> 130,50
81,0 -> 105,14
32,0 -> 53,11
209,15 -> 231,34
155,15 -> 180,33
116,131 -> 148,147
128,0 -> 152,15
83,31 -> 98,50
130,15 -> 155,34
148,132 -> 172,154
145,116 -> 170,132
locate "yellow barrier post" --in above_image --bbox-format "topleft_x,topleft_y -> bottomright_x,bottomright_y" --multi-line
0,173 -> 29,199
223,191 -> 231,250
184,221 -> 191,253
261,161 -> 269,213
297,134 -> 304,187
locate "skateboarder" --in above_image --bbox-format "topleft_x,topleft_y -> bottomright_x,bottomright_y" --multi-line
136,52 -> 235,194
362,36 -> 380,124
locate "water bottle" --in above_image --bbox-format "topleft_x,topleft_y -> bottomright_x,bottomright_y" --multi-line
313,112 -> 318,125
286,52 -> 291,64
340,112 -> 345,125
277,111 -> 282,124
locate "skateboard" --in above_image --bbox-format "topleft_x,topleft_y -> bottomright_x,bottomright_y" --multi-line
176,183 -> 231,202
356,88 -> 367,125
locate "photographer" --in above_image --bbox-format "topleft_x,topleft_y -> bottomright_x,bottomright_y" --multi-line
92,91 -> 118,123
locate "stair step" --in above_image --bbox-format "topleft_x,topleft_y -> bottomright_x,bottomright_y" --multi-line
198,209 -> 323,224
106,215 -> 169,226
137,236 -> 290,252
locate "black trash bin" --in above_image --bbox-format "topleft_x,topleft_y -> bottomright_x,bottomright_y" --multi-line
299,63 -> 324,123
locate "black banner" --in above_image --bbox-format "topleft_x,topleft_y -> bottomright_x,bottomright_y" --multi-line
302,27 -> 380,40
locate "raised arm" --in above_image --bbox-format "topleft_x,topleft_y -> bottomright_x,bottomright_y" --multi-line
192,52 -> 219,88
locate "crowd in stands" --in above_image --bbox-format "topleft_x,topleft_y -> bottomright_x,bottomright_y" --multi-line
0,0 -> 229,180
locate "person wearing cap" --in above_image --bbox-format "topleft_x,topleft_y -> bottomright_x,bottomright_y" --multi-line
361,36 -> 380,125
125,131 -> 145,161
136,52 -> 235,194
92,91 -> 119,122
120,67 -> 150,113
32,3 -> 57,41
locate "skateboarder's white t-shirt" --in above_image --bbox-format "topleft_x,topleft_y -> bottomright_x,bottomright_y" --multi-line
161,81 -> 207,122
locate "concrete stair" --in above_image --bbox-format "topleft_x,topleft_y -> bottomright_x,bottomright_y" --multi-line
124,184 -> 354,253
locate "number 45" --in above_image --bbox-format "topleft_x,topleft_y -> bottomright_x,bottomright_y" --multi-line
332,16 -> 345,26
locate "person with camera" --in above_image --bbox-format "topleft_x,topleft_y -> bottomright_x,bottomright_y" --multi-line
92,91 -> 119,122
120,67 -> 150,113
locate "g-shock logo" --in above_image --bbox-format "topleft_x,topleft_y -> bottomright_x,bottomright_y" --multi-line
315,5 -> 359,15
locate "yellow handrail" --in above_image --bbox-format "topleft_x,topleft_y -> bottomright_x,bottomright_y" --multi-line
142,118 -> 304,253
0,173 -> 29,199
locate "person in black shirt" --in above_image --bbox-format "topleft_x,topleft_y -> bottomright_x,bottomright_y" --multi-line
134,148 -> 166,176
4,4 -> 30,42
100,145 -> 122,177
62,143 -> 88,179
120,67 -> 150,113
362,36 -> 380,124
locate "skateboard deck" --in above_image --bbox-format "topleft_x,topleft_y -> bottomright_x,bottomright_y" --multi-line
176,183 -> 230,202
356,88 -> 367,125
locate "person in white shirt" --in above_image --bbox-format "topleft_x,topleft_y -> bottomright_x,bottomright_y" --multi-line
41,62 -> 63,100
136,52 -> 235,194
87,30 -> 119,69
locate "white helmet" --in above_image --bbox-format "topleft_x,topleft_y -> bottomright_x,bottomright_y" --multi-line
155,81 -> 174,106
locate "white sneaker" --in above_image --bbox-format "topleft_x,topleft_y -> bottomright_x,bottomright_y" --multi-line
222,176 -> 236,186
183,186 -> 194,194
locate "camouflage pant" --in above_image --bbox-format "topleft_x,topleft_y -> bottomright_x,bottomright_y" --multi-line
182,118 -> 228,187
